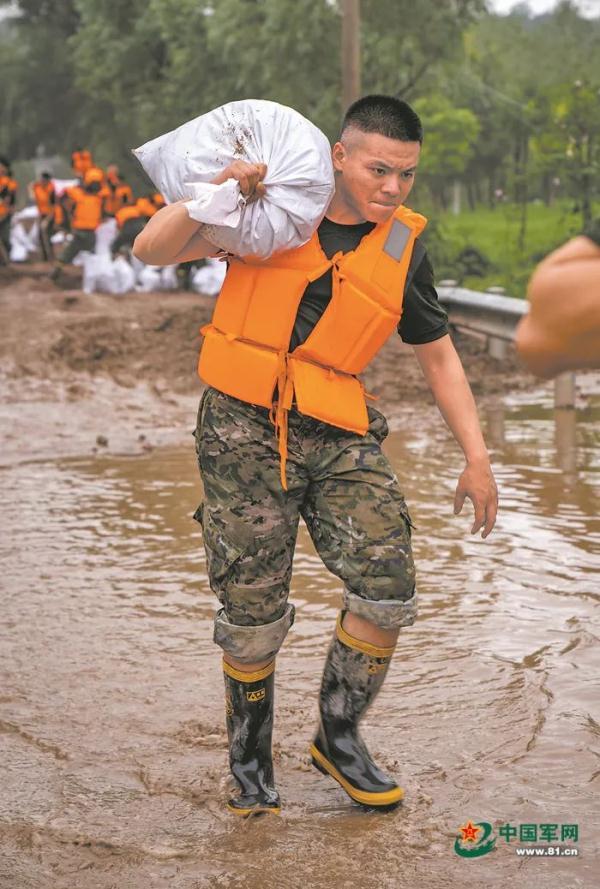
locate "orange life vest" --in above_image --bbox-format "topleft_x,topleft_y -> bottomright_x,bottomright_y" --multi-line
33,181 -> 55,216
65,186 -> 103,230
0,175 -> 17,220
115,203 -> 143,228
198,204 -> 427,487
105,179 -> 133,215
136,197 -> 158,218
72,150 -> 93,176
84,166 -> 105,186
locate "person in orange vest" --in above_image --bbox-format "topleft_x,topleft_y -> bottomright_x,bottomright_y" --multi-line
103,164 -> 134,217
29,171 -> 56,261
0,156 -> 18,265
51,168 -> 105,278
84,164 -> 106,187
110,198 -> 153,257
71,148 -> 93,180
135,192 -> 165,219
112,192 -> 166,259
133,95 -> 499,816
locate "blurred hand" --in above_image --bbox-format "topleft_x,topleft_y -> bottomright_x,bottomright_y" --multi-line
213,161 -> 267,203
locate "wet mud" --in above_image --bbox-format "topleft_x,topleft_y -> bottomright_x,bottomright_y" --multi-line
1,269 -> 599,888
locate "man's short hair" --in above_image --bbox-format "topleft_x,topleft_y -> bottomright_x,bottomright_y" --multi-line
341,95 -> 423,144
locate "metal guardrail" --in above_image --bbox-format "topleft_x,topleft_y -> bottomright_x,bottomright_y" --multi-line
436,283 -> 576,408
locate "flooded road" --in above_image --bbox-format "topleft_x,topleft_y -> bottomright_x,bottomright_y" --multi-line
1,383 -> 598,889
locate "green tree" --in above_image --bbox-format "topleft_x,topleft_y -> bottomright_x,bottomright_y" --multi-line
412,96 -> 480,209
0,3 -> 84,158
361,0 -> 485,98
554,80 -> 600,227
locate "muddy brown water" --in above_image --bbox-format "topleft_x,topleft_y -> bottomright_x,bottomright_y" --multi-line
1,384 -> 598,889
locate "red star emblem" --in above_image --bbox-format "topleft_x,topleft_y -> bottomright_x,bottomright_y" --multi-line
459,820 -> 481,843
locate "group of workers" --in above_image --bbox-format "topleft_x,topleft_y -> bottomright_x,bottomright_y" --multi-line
0,149 -> 165,273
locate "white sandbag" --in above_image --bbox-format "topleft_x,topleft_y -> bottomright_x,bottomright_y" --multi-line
111,256 -> 137,294
136,265 -> 162,292
133,99 -> 334,259
159,265 -> 179,290
135,264 -> 177,292
13,206 -> 39,221
9,222 -> 33,262
82,253 -> 137,295
130,254 -> 147,279
52,178 -> 79,197
190,258 -> 227,296
94,218 -> 118,256
82,253 -> 114,293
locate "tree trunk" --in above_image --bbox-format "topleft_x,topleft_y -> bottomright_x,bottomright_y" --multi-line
581,134 -> 593,229
467,180 -> 477,211
451,180 -> 461,215
517,130 -> 529,254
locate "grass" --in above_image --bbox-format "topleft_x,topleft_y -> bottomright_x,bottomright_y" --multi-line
421,200 -> 600,297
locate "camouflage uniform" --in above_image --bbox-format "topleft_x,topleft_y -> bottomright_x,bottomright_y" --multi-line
194,387 -> 417,664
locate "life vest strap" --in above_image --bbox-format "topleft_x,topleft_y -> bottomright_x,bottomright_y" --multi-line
271,351 -> 295,490
199,324 -> 373,491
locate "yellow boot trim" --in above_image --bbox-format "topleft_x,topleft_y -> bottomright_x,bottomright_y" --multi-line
222,659 -> 275,683
336,615 -> 396,659
226,802 -> 281,817
310,743 -> 404,807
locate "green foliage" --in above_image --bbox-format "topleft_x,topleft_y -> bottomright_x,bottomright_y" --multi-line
360,0 -> 485,97
412,96 -> 480,195
1,0 -> 599,233
552,79 -> 600,226
428,200 -> 600,296
0,15 -> 84,158
2,0 -> 486,161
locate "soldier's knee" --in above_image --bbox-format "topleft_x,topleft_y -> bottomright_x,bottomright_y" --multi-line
343,586 -> 418,630
213,604 -> 295,663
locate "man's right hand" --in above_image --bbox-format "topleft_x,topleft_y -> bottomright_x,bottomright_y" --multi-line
212,161 -> 267,203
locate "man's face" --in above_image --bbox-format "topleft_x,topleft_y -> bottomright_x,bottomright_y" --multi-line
331,129 -> 421,224
0,163 -> 7,178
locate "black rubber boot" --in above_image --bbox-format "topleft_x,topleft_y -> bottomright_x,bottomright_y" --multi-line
223,659 -> 281,816
310,614 -> 404,808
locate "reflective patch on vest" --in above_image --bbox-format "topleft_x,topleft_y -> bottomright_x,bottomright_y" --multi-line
383,220 -> 412,261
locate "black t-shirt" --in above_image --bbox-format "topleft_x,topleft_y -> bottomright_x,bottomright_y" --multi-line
289,216 -> 449,351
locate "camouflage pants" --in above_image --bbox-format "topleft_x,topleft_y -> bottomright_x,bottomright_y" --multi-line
193,387 -> 417,664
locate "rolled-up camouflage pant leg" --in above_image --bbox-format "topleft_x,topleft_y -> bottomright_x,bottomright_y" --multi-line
301,406 -> 417,630
193,388 -> 307,663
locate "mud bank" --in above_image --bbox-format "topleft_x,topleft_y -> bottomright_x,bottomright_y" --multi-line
0,265 -> 538,465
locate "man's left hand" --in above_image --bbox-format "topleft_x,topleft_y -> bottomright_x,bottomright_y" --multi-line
453,459 -> 498,539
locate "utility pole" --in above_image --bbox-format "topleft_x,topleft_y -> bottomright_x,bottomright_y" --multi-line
341,0 -> 361,112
